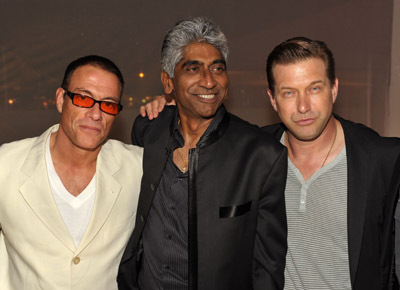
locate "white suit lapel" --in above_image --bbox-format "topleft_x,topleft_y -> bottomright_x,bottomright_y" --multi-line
19,125 -> 76,252
76,141 -> 122,253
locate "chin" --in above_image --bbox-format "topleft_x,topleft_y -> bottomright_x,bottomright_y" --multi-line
296,131 -> 323,142
200,113 -> 217,120
288,128 -> 319,142
200,108 -> 219,118
76,139 -> 104,151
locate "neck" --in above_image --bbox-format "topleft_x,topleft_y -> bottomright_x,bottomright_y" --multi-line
286,117 -> 345,180
286,117 -> 335,155
50,130 -> 99,169
50,130 -> 99,197
173,116 -> 213,174
179,115 -> 214,148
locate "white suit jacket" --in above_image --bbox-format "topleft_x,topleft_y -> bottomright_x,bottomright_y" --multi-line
0,125 -> 143,290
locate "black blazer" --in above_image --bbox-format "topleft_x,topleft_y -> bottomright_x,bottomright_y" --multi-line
118,106 -> 288,290
262,115 -> 400,290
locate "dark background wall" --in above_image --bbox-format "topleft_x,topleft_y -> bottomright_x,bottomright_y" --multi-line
0,0 -> 394,144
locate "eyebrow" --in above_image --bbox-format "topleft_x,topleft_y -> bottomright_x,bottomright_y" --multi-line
181,59 -> 226,69
309,80 -> 324,86
280,80 -> 324,91
212,59 -> 227,66
74,88 -> 120,103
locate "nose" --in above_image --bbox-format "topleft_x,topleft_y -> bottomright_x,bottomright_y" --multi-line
86,103 -> 102,120
297,92 -> 311,114
198,70 -> 217,89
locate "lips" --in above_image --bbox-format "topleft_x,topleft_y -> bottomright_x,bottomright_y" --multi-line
80,124 -> 102,133
192,93 -> 220,102
197,94 -> 215,99
295,118 -> 315,126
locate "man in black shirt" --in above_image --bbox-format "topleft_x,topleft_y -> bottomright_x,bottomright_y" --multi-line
117,17 -> 288,290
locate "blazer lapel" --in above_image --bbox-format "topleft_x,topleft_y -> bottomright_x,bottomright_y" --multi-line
76,142 -> 121,253
271,117 -> 370,286
120,114 -> 174,264
140,116 -> 173,218
341,119 -> 370,287
19,125 -> 76,252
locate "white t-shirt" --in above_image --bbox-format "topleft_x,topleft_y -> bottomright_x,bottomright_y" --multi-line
45,133 -> 96,248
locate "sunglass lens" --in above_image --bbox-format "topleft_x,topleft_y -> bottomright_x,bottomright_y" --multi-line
73,95 -> 95,108
101,102 -> 119,115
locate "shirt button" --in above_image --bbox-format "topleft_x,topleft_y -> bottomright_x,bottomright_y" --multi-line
73,256 -> 80,265
140,215 -> 144,222
150,184 -> 156,191
300,199 -> 305,205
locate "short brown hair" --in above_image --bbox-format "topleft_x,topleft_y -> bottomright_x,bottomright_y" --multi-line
266,37 -> 336,94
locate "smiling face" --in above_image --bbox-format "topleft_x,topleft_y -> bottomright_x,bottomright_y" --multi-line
162,42 -> 228,121
55,64 -> 121,152
268,57 -> 338,141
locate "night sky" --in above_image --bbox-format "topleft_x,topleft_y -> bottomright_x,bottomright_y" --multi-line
0,0 -> 393,143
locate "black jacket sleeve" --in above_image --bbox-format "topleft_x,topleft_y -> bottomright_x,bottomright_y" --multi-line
253,147 -> 288,290
131,115 -> 150,147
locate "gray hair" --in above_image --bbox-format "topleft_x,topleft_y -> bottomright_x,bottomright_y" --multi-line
161,17 -> 229,77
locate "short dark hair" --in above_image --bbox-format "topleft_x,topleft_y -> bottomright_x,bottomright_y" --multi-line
61,55 -> 125,97
266,37 -> 336,94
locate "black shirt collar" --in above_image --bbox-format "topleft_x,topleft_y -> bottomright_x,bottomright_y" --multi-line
171,105 -> 228,149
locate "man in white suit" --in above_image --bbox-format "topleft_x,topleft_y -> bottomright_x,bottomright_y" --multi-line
0,55 -> 143,290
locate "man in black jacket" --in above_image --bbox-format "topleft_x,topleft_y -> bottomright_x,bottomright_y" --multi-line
264,37 -> 400,289
117,17 -> 288,290
136,36 -> 400,289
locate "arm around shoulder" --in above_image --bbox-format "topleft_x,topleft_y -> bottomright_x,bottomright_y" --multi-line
131,115 -> 152,147
131,106 -> 177,147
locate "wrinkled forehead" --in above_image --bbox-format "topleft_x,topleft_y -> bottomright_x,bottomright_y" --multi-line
69,64 -> 123,97
68,65 -> 122,101
272,58 -> 330,88
272,57 -> 328,78
180,42 -> 225,65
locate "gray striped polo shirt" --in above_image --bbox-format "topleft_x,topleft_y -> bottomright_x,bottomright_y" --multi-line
282,135 -> 351,289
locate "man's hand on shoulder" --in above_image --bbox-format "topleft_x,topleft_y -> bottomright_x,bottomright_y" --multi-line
139,95 -> 176,120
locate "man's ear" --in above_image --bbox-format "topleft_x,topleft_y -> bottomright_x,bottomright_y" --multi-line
55,88 -> 65,113
267,89 -> 278,112
331,77 -> 339,104
161,71 -> 174,94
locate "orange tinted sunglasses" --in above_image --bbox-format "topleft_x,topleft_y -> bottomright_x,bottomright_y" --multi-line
64,89 -> 123,116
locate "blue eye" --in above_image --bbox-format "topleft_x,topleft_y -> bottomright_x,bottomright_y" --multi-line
283,91 -> 293,97
310,87 -> 320,93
